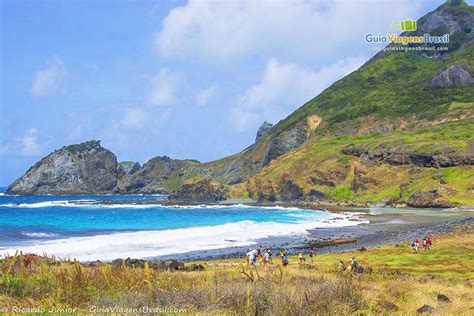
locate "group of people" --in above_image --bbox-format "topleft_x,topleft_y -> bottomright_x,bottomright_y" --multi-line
246,247 -> 275,267
246,247 -> 317,267
411,236 -> 433,253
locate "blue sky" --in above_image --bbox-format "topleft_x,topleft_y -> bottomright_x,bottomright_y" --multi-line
0,0 -> 460,185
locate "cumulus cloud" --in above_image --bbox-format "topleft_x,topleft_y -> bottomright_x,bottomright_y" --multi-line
1,128 -> 44,156
148,69 -> 184,106
153,0 -> 420,65
230,56 -> 365,132
30,56 -> 68,97
120,108 -> 152,130
195,86 -> 216,107
20,128 -> 43,155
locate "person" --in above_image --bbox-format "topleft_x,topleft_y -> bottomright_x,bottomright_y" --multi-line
309,248 -> 315,263
422,237 -> 427,251
251,249 -> 258,265
282,251 -> 289,267
246,248 -> 253,265
411,239 -> 419,253
350,257 -> 359,272
263,250 -> 270,267
268,247 -> 274,263
427,236 -> 432,250
298,252 -> 306,265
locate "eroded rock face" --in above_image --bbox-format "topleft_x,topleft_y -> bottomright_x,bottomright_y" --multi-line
255,121 -> 274,142
432,64 -> 474,87
6,141 -> 118,195
342,148 -> 474,168
170,177 -> 228,203
278,175 -> 304,201
263,115 -> 321,165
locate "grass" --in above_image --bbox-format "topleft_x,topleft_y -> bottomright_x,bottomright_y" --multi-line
1,231 -> 473,314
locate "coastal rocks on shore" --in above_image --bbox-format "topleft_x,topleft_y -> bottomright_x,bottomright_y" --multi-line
6,140 -> 119,195
407,190 -> 452,208
169,177 -> 228,203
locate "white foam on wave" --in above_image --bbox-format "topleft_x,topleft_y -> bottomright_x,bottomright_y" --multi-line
20,232 -> 59,238
0,200 -> 159,209
0,200 -> 313,211
0,212 -> 367,261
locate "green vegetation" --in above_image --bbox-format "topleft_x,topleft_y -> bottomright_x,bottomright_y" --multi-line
64,140 -> 102,155
242,119 -> 474,205
1,231 -> 472,314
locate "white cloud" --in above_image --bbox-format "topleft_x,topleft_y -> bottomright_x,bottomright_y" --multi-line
195,86 -> 216,107
20,128 -> 42,155
153,0 -> 421,65
230,56 -> 365,132
148,69 -> 184,106
120,108 -> 152,130
30,56 -> 68,97
1,128 -> 44,156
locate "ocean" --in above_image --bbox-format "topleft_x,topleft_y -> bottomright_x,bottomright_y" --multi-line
0,189 -> 367,261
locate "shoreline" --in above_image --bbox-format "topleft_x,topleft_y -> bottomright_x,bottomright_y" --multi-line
121,215 -> 474,263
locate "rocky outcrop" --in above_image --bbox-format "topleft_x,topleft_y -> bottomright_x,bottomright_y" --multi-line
255,122 -> 273,142
342,148 -> 474,168
431,64 -> 474,87
118,161 -> 140,175
278,174 -> 304,201
7,141 -> 119,195
118,156 -> 200,194
407,190 -> 452,208
263,115 -> 321,165
169,177 -> 228,203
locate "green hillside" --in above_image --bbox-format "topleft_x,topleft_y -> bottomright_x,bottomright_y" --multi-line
218,1 -> 474,207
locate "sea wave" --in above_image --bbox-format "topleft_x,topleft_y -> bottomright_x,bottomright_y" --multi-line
20,232 -> 59,238
0,214 -> 368,261
0,200 -> 159,209
0,200 -> 319,211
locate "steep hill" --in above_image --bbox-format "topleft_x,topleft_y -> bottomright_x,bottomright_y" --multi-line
204,0 -> 474,206
6,141 -> 119,195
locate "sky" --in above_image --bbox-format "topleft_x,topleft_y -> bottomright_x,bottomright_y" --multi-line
0,0 -> 460,186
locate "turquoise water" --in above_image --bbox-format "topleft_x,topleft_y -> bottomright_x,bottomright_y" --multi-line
0,190 -> 366,261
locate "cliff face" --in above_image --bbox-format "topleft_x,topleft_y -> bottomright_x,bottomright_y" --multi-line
6,141 -> 119,195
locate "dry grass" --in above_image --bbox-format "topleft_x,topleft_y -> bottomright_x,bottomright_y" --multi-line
1,231 -> 473,314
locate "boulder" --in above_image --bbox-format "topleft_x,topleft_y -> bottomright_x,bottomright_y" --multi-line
376,300 -> 399,312
437,294 -> 451,304
417,304 -> 435,314
432,64 -> 474,87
